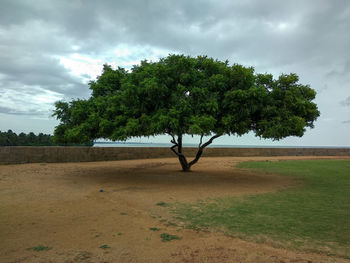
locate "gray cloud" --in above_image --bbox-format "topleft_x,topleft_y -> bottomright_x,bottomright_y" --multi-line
3,1 -> 350,60
0,0 -> 350,144
340,97 -> 350,106
2,1 -> 350,69
0,106 -> 45,116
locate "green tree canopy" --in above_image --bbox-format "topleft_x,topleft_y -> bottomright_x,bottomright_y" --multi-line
53,55 -> 319,171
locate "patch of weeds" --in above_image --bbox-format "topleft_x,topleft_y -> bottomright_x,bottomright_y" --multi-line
27,245 -> 51,252
166,221 -> 178,227
149,227 -> 160,231
160,233 -> 181,242
117,232 -> 122,236
99,244 -> 110,249
145,237 -> 151,241
156,201 -> 167,207
120,212 -> 127,215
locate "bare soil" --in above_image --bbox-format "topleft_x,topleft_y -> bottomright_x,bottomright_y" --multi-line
1,156 -> 349,263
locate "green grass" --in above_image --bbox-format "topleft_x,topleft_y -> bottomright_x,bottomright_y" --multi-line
156,201 -> 167,207
149,227 -> 160,231
27,245 -> 52,252
173,160 -> 350,257
99,244 -> 110,249
160,233 -> 181,242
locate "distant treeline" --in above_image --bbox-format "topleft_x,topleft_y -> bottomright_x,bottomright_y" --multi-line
0,130 -> 93,146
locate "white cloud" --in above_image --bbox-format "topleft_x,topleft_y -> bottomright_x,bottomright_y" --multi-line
0,85 -> 63,116
59,55 -> 105,83
59,45 -> 174,82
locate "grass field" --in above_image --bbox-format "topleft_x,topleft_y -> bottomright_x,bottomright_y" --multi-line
173,160 -> 350,258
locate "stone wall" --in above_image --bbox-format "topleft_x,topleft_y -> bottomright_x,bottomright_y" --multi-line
0,146 -> 350,164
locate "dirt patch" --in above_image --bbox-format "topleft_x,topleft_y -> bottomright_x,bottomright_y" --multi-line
1,156 -> 349,263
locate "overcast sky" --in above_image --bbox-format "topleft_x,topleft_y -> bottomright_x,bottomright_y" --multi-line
0,0 -> 349,146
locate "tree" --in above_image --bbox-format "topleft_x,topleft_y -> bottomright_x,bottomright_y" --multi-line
0,130 -> 92,146
4,130 -> 18,146
53,55 -> 320,171
18,132 -> 27,145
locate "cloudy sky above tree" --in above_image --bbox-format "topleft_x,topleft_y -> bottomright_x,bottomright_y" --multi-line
0,0 -> 349,146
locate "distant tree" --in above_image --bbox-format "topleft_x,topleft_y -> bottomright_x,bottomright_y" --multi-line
0,130 -> 92,146
27,132 -> 36,145
5,130 -> 18,146
18,132 -> 27,145
0,131 -> 9,146
53,55 -> 320,171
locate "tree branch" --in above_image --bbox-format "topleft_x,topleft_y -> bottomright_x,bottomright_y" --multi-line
170,143 -> 180,156
169,133 -> 180,156
188,134 -> 222,167
170,137 -> 177,145
168,133 -> 190,171
200,134 -> 222,149
198,133 -> 203,148
177,134 -> 183,153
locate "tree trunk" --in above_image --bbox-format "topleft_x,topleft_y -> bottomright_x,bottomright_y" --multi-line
176,134 -> 190,171
169,133 -> 222,172
178,155 -> 190,171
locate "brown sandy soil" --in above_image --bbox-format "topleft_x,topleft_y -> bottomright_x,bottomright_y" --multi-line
1,156 -> 349,263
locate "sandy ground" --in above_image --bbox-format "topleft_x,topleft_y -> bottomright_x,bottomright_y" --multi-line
1,156 -> 349,263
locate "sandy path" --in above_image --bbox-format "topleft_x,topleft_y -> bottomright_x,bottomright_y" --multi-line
0,156 -> 349,263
